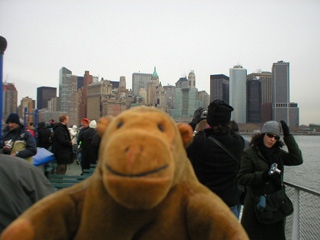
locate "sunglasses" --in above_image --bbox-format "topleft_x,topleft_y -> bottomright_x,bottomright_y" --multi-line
266,133 -> 280,140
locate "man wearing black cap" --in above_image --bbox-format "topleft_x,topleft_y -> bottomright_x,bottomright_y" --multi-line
187,100 -> 245,218
1,113 -> 37,163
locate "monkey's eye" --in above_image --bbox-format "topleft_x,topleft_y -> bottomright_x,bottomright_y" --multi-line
158,124 -> 165,132
117,121 -> 123,128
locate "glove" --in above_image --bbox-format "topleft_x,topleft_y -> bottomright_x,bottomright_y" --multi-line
262,171 -> 271,181
280,120 -> 290,137
270,173 -> 282,190
191,107 -> 204,126
262,167 -> 282,190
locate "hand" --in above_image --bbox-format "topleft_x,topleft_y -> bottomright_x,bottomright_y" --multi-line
269,173 -> 282,190
192,107 -> 204,126
280,120 -> 290,136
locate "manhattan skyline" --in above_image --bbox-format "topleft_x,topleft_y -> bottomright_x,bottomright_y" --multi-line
1,0 -> 319,125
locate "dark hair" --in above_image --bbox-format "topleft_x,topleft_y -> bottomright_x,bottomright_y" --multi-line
250,133 -> 284,148
229,120 -> 239,132
211,124 -> 230,135
38,121 -> 46,129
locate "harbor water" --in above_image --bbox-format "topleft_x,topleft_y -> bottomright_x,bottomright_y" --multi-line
243,135 -> 320,192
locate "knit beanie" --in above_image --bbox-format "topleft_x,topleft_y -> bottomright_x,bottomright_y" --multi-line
207,100 -> 234,126
89,120 -> 97,129
81,118 -> 89,124
5,113 -> 21,125
261,121 -> 281,136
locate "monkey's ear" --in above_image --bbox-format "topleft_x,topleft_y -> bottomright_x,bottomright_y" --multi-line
97,116 -> 114,137
177,123 -> 193,148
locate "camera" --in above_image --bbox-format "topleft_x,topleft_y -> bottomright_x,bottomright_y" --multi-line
268,163 -> 281,175
200,110 -> 208,119
4,139 -> 13,149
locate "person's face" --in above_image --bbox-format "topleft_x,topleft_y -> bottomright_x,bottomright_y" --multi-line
263,133 -> 280,148
81,122 -> 88,128
7,122 -> 19,131
64,116 -> 69,125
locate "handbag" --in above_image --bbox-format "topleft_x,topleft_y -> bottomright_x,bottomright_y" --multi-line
253,189 -> 293,224
11,140 -> 33,163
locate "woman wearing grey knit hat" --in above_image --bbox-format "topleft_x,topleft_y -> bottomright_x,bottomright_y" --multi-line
237,120 -> 303,240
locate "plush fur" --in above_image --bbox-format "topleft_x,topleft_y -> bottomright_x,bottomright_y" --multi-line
1,107 -> 248,240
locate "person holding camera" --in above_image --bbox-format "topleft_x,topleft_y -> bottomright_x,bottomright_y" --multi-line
1,113 -> 37,163
187,100 -> 245,217
237,120 -> 303,240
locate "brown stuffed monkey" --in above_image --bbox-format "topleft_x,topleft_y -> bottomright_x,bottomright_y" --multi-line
1,107 -> 248,240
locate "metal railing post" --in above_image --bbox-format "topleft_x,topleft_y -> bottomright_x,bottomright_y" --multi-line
0,36 -> 8,141
292,188 -> 300,240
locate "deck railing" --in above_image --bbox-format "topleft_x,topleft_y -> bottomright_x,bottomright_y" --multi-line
284,181 -> 320,240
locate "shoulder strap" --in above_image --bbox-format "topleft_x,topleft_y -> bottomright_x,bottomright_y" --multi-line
208,136 -> 239,165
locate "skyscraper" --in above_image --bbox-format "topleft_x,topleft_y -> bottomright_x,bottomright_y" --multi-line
247,72 -> 272,122
210,74 -> 229,103
132,72 -> 153,96
2,82 -> 17,119
171,77 -> 200,120
37,86 -> 57,109
18,96 -> 35,124
188,70 -> 196,88
272,61 -> 299,126
246,79 -> 261,123
59,67 -> 77,125
229,65 -> 247,124
79,71 -> 93,121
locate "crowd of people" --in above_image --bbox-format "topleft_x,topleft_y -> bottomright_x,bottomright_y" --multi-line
0,104 -> 303,239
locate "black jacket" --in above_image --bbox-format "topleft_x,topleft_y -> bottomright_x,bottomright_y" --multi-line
2,125 -> 37,159
78,127 -> 97,168
52,123 -> 73,164
37,123 -> 52,149
237,135 -> 303,240
187,127 -> 244,207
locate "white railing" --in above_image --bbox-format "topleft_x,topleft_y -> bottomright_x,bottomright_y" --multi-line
284,181 -> 320,240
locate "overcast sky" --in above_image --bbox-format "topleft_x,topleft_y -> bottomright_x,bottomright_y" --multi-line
1,0 -> 319,125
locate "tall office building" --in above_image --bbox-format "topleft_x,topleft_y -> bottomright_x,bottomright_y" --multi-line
272,61 -> 299,126
18,97 -> 35,124
246,79 -> 261,123
79,71 -> 93,121
188,70 -> 196,88
132,72 -> 153,96
119,76 -> 126,89
171,77 -> 200,120
198,90 -> 210,109
229,65 -> 247,124
210,74 -> 229,103
163,85 -> 176,111
37,87 -> 57,109
247,72 -> 272,104
247,72 -> 272,122
2,82 -> 17,119
59,67 -> 78,125
87,80 -> 113,120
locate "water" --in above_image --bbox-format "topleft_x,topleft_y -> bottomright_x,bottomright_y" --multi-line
243,135 -> 320,193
